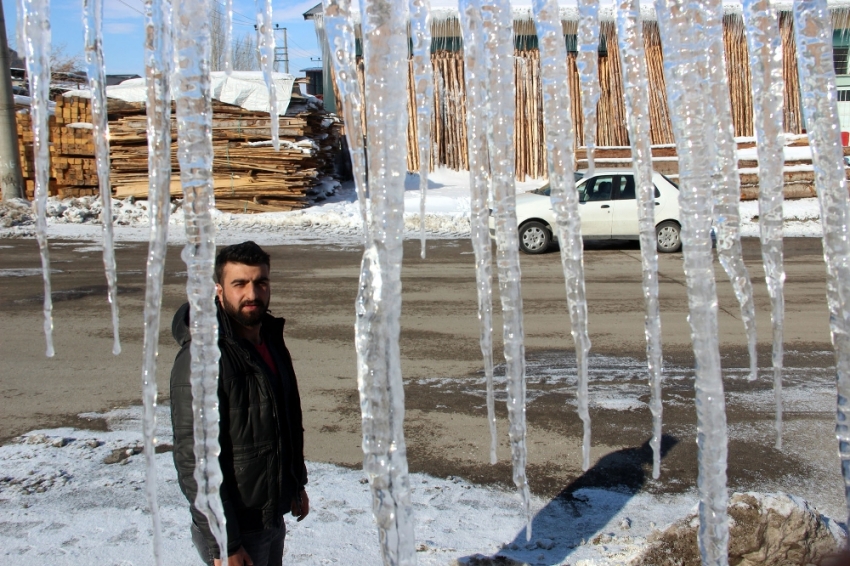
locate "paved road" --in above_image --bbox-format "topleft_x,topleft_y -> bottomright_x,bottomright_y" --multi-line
0,237 -> 843,517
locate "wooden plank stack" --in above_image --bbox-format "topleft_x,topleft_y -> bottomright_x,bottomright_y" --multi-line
15,93 -> 343,211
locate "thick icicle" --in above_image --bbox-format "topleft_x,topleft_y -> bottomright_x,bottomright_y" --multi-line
254,0 -> 279,150
19,0 -> 54,358
458,0 -> 498,465
705,8 -> 758,383
83,0 -> 121,357
742,0 -> 786,448
409,0 -> 434,259
615,0 -> 664,479
530,0 -> 593,475
139,0 -> 174,561
792,0 -> 850,529
654,1 -> 729,564
576,0 -> 601,176
173,0 -> 228,561
319,1 -> 369,240
355,1 -> 416,563
461,0 -> 532,538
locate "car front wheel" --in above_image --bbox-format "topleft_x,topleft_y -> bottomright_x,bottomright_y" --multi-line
656,221 -> 682,253
518,221 -> 551,254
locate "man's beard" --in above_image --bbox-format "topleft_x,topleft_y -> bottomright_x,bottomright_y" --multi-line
221,295 -> 268,328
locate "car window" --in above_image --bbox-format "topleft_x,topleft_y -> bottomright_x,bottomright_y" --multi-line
614,175 -> 636,200
580,176 -> 614,203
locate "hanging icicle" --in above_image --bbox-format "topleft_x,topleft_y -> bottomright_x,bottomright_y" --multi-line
458,0 -> 498,465
461,0 -> 533,540
139,0 -> 174,561
705,5 -> 759,384
654,1 -> 730,563
742,0 -> 786,449
615,0 -> 664,480
255,0 -> 279,150
577,0 -> 601,176
83,0 -> 121,357
19,0 -> 54,358
409,0 -> 434,259
793,0 -> 850,531
355,1 -> 417,563
530,0 -> 593,475
173,0 -> 228,561
320,2 -> 369,241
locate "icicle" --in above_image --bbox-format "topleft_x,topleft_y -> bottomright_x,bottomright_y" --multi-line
223,0 -> 233,75
139,0 -> 173,561
83,0 -> 121,357
255,0 -> 279,150
576,0 -> 601,176
19,0 -> 54,358
792,0 -> 850,531
741,0 -> 786,449
530,0 -> 593,475
461,0 -> 532,540
318,6 -> 369,241
615,0 -> 664,480
706,10 -> 759,383
458,0 -> 498,466
409,0 -> 434,259
355,1 -> 416,563
173,0 -> 228,561
654,1 -> 729,564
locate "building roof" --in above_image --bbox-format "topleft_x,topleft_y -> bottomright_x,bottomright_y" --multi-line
303,3 -> 322,20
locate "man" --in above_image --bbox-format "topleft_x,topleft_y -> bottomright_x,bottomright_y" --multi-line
171,241 -> 309,566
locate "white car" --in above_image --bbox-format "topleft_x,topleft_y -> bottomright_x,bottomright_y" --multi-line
490,169 -> 682,254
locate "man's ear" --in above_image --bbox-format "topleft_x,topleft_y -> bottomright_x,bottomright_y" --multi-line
215,283 -> 223,298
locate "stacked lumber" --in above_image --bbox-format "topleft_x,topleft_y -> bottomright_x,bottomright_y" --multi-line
15,93 -> 342,211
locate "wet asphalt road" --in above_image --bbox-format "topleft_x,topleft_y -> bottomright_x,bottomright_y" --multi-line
0,236 -> 844,518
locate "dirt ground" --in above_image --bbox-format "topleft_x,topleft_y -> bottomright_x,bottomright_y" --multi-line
0,237 -> 844,518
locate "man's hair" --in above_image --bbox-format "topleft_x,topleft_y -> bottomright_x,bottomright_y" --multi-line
214,241 -> 271,283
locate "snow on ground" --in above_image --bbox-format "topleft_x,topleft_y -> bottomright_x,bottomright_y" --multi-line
0,168 -> 825,245
0,406 -> 699,566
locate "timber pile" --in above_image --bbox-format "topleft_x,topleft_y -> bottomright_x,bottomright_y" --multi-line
15,93 -> 342,211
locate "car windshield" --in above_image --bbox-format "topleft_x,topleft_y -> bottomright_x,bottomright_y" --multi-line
660,173 -> 679,189
530,173 -> 584,197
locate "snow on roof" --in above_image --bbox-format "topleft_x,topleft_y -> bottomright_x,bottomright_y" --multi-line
63,71 -> 296,116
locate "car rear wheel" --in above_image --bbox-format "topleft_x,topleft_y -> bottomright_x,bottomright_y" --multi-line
518,221 -> 551,254
656,221 -> 682,253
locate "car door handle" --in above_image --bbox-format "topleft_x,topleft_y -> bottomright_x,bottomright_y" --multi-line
655,201 -> 661,206
600,205 -> 610,209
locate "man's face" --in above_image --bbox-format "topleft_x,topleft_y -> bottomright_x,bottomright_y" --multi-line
215,262 -> 271,328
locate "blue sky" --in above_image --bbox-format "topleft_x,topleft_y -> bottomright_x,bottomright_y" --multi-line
4,0 -> 322,76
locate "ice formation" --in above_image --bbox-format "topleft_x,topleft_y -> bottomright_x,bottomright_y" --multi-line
529,0 -> 593,475
615,0 -> 664,479
460,0 -> 533,538
83,0 -> 121,357
320,0 -> 369,240
576,0 -> 601,176
458,0 -> 498,465
793,0 -> 850,529
255,0 -> 279,151
706,8 -> 759,385
138,0 -> 174,561
409,0 -> 434,259
354,1 -> 416,563
173,0 -> 228,561
741,0 -> 786,449
18,0 -> 54,357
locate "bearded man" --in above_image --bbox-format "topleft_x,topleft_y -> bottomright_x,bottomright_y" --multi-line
170,241 -> 309,566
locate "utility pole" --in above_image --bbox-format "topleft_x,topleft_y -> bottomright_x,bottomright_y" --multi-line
0,0 -> 24,200
273,25 -> 289,74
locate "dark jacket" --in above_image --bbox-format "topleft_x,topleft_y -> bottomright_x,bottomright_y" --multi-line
170,300 -> 308,558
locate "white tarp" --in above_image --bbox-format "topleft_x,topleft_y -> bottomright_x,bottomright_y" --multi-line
62,71 -> 295,115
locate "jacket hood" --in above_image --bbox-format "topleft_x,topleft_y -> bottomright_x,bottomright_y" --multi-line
171,300 -> 284,347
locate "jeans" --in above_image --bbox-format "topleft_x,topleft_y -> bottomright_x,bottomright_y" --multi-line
191,520 -> 286,566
